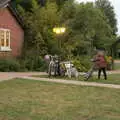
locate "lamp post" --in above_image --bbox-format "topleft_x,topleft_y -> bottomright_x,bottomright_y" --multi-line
52,27 -> 66,76
53,27 -> 66,49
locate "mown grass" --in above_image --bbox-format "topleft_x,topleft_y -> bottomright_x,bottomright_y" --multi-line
0,79 -> 120,120
87,74 -> 120,85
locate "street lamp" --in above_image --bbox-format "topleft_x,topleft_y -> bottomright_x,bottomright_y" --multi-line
53,27 -> 66,34
53,27 -> 66,49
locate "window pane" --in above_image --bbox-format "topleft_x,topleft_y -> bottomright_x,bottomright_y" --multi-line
1,39 -> 4,46
0,29 -> 10,48
6,31 -> 9,36
6,39 -> 9,46
1,31 -> 4,46
1,31 -> 4,34
6,31 -> 9,46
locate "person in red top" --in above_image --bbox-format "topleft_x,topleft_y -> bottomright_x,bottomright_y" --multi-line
96,53 -> 107,80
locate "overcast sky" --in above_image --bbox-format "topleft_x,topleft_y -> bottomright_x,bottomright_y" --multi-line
75,0 -> 120,35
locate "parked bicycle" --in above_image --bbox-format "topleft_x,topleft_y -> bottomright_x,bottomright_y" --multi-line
64,61 -> 79,78
48,55 -> 61,77
45,55 -> 79,78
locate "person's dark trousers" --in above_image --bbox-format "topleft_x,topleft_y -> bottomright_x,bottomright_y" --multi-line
98,67 -> 107,80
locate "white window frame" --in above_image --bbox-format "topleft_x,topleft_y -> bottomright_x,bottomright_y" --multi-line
0,28 -> 11,51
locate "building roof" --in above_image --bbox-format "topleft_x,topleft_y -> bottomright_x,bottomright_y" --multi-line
0,0 -> 11,8
8,5 -> 24,28
0,0 -> 24,29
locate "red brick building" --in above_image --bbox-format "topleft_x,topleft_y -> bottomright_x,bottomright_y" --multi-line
0,0 -> 24,58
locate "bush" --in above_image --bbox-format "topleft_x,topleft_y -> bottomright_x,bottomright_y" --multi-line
0,59 -> 20,72
105,55 -> 113,70
72,56 -> 92,72
24,56 -> 48,72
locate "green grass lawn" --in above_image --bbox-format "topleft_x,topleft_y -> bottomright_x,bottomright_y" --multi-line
0,79 -> 120,120
87,74 -> 120,84
33,74 -> 120,85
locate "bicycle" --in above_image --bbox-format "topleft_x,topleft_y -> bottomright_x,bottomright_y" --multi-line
48,55 -> 61,77
64,61 -> 79,78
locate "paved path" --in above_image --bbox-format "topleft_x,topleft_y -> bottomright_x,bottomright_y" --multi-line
114,60 -> 120,63
0,71 -> 120,89
20,76 -> 120,89
0,70 -> 120,81
0,72 -> 46,81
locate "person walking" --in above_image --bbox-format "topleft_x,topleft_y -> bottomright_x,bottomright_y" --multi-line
96,53 -> 107,80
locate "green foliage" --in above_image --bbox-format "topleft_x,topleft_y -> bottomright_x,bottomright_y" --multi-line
22,50 -> 48,71
58,1 -> 115,57
17,1 -> 60,56
1,78 -> 120,119
55,0 -> 69,7
72,56 -> 91,72
24,55 -> 47,71
0,59 -> 20,72
95,0 -> 117,35
0,56 -> 47,72
70,2 -> 114,56
43,0 -> 69,7
105,55 -> 113,64
12,0 -> 39,11
12,0 -> 117,64
73,3 -> 113,45
58,0 -> 77,58
59,0 -> 76,23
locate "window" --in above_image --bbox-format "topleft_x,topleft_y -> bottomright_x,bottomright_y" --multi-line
0,28 -> 11,51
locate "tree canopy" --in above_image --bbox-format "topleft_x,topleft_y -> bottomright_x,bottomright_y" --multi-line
11,0 -> 117,58
95,0 -> 117,35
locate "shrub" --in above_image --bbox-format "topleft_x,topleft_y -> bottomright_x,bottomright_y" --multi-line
72,56 -> 92,72
0,59 -> 20,72
18,59 -> 28,72
24,56 -> 48,72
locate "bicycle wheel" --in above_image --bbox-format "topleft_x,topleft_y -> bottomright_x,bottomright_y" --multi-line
48,63 -> 52,77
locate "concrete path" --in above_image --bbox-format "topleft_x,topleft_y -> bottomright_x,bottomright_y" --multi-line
0,71 -> 120,89
0,72 -> 46,81
114,60 -> 120,63
20,76 -> 120,89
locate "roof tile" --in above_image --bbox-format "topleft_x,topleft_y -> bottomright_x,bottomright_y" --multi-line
0,0 -> 11,8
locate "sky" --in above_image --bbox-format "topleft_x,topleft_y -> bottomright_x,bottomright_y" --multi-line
75,0 -> 120,35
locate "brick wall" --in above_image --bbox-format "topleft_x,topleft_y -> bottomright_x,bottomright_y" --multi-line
0,7 -> 24,57
0,51 -> 12,58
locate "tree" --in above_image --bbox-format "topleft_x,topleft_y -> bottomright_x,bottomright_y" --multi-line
95,0 -> 117,35
59,1 -> 114,57
56,0 -> 69,7
12,0 -> 116,58
58,0 -> 77,58
12,0 -> 46,10
38,0 -> 69,8
71,2 -> 114,55
17,0 -> 60,56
